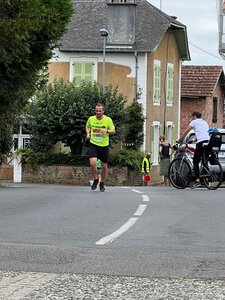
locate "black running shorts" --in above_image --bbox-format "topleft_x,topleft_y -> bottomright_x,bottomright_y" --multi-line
89,142 -> 109,164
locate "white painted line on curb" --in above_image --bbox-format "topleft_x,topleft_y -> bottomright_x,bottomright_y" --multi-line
142,195 -> 149,202
131,189 -> 143,194
96,217 -> 138,245
133,204 -> 147,216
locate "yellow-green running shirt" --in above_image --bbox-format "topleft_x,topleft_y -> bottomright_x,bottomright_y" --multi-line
86,115 -> 115,147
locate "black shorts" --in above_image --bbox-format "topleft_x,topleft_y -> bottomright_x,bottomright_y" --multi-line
89,143 -> 109,164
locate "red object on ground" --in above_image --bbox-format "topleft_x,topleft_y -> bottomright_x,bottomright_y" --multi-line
144,174 -> 151,182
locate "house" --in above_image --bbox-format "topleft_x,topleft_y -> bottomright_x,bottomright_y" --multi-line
48,0 -> 190,180
180,65 -> 225,133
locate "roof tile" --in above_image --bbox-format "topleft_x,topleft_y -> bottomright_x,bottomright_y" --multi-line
181,65 -> 224,97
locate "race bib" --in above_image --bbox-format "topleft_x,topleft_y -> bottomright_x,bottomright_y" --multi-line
93,133 -> 103,141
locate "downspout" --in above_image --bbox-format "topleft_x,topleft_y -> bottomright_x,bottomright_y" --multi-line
178,61 -> 182,139
134,51 -> 138,102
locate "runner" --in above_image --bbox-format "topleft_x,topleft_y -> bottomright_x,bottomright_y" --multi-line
86,103 -> 115,192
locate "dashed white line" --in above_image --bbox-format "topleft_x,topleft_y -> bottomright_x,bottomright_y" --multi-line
131,189 -> 143,194
96,188 -> 149,245
96,217 -> 138,245
142,195 -> 149,202
133,204 -> 147,216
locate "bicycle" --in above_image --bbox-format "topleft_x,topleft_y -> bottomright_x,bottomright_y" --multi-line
169,142 -> 223,190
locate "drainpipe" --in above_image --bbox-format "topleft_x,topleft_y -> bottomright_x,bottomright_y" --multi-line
134,51 -> 138,102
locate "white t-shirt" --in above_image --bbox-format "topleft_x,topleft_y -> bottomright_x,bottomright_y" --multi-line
190,118 -> 209,143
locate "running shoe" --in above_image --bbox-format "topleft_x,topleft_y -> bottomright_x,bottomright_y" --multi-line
91,179 -> 99,190
99,182 -> 105,192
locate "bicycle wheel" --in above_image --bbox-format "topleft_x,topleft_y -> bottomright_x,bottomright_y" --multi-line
169,158 -> 192,189
201,159 -> 223,190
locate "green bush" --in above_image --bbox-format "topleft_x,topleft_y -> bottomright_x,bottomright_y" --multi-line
109,149 -> 145,171
17,148 -> 89,167
18,148 -> 144,171
42,153 -> 89,166
17,148 -> 45,168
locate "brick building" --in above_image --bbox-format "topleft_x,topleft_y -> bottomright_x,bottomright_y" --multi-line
180,65 -> 225,133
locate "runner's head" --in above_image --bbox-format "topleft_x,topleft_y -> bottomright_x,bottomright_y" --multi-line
95,103 -> 105,119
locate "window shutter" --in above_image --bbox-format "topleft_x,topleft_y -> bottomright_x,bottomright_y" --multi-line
84,62 -> 94,81
73,61 -> 94,85
153,61 -> 161,105
166,64 -> 174,105
73,62 -> 83,85
150,125 -> 154,157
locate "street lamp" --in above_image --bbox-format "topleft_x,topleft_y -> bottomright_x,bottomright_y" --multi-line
100,28 -> 108,97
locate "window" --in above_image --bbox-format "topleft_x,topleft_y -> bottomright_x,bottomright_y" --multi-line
70,57 -> 97,85
165,121 -> 174,144
12,122 -> 31,151
212,97 -> 218,123
72,61 -> 94,85
107,2 -> 136,45
151,121 -> 160,165
153,60 -> 161,106
166,63 -> 174,106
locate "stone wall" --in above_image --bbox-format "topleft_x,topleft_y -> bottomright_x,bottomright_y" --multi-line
22,165 -> 143,186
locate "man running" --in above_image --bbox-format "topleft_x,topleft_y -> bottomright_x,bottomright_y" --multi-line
86,103 -> 115,192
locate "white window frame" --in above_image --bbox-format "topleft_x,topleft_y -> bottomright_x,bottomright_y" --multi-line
69,56 -> 98,83
166,63 -> 174,106
153,60 -> 161,106
151,121 -> 161,165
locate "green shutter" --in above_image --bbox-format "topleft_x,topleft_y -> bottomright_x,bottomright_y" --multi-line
73,61 -> 94,86
84,62 -> 94,82
153,62 -> 161,104
167,64 -> 173,105
73,62 -> 83,85
165,126 -> 168,139
150,125 -> 154,159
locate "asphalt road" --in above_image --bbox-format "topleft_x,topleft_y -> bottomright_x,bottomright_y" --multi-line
0,183 -> 225,280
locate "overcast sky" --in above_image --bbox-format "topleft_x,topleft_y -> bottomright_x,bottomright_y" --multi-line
147,0 -> 225,67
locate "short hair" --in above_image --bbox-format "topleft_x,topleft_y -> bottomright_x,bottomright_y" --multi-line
96,103 -> 105,110
191,111 -> 201,118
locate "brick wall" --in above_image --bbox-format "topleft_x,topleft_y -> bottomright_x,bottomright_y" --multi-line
181,95 -> 224,134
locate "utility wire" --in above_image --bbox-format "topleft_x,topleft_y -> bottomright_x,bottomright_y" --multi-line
189,42 -> 224,60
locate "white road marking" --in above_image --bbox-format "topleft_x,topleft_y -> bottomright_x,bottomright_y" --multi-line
131,189 -> 143,194
133,204 -> 147,216
142,195 -> 149,202
96,217 -> 138,245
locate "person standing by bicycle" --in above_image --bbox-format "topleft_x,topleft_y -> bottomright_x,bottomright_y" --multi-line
177,111 -> 209,188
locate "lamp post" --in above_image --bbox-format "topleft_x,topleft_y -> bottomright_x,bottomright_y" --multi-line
100,28 -> 108,97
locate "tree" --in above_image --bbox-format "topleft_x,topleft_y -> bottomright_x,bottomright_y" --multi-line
0,114 -> 14,163
0,0 -> 73,158
26,80 -> 127,154
0,0 -> 73,114
123,102 -> 145,150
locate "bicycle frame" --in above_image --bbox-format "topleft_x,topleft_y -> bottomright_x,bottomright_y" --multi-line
175,143 -> 194,168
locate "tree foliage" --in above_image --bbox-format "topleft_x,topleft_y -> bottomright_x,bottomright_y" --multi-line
123,102 -> 145,150
26,80 -> 127,154
0,0 -> 73,113
0,0 -> 73,157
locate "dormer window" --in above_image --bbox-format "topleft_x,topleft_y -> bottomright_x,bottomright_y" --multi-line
107,0 -> 136,46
